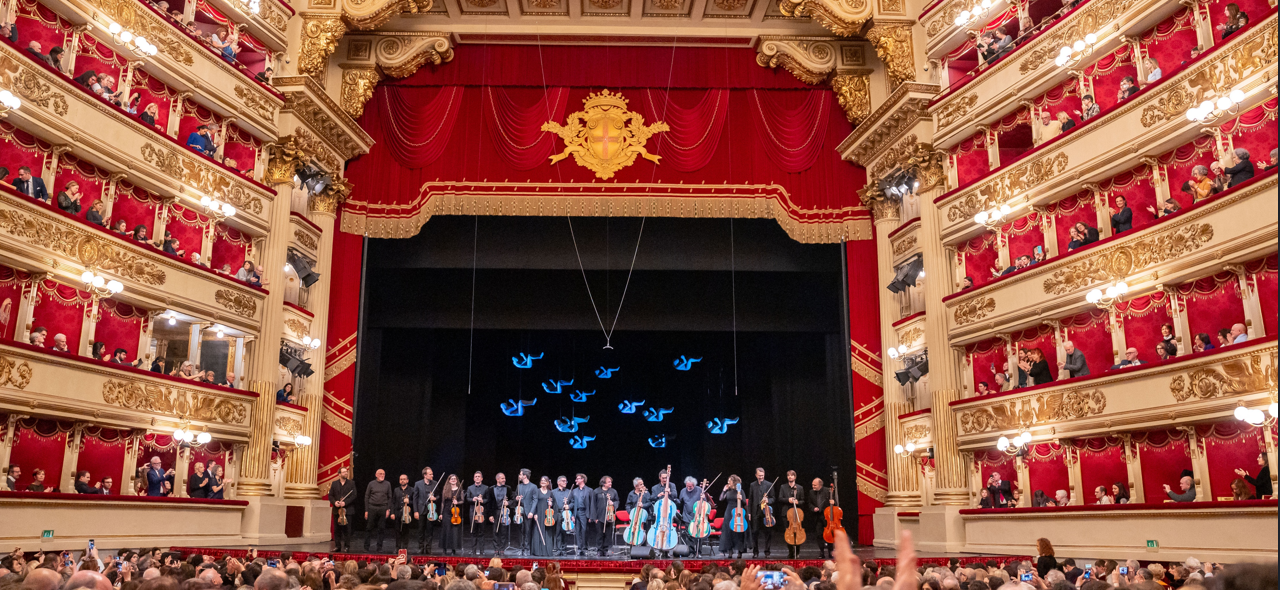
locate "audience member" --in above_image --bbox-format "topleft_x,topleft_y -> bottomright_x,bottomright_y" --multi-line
1053,489 -> 1071,506
1223,148 -> 1254,187
1143,57 -> 1162,84
188,462 -> 211,498
50,333 -> 69,352
131,224 -> 151,244
1146,195 -> 1180,219
0,17 -> 16,44
1156,341 -> 1176,361
26,41 -> 53,68
1191,333 -> 1213,353
985,471 -> 1012,508
1031,489 -> 1054,507
143,456 -> 175,496
1111,483 -> 1129,504
140,103 -> 162,129
14,166 -> 50,203
256,67 -> 274,84
1229,322 -> 1248,344
85,199 -> 107,226
4,464 -> 20,491
1035,538 -> 1058,578
112,219 -> 129,235
1025,347 -> 1053,385
276,382 -> 296,404
962,276 -> 973,289
1234,452 -> 1272,498
1036,111 -> 1062,146
74,470 -> 104,494
1265,148 -> 1278,172
28,326 -> 47,347
1073,222 -> 1099,245
1065,226 -> 1085,252
186,125 -> 219,157
993,371 -> 1010,391
1058,340 -> 1089,378
1208,162 -> 1228,193
1117,77 -> 1138,100
1094,485 -> 1113,505
1188,165 -> 1212,202
57,181 -> 82,214
1163,471 -> 1196,502
1217,3 -> 1248,39
26,467 -> 52,492
1074,95 -> 1099,121
1056,111 -> 1075,133
976,381 -> 990,395
1109,196 -> 1133,234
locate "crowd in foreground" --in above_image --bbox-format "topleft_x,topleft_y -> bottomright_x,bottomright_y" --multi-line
0,531 -> 1273,590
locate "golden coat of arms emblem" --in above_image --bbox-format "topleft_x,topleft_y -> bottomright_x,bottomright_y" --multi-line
541,89 -> 670,180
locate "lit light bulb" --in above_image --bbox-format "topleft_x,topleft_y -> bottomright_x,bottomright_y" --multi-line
196,431 -> 211,444
1269,402 -> 1277,418
216,328 -> 224,338
82,270 -> 95,284
887,348 -> 899,359
134,37 -> 147,48
92,275 -> 105,288
1060,46 -> 1072,56
310,339 -> 322,349
905,442 -> 916,453
296,435 -> 312,446
917,270 -> 926,278
222,203 -> 236,217
975,211 -> 990,224
1086,289 -> 1102,303
201,196 -> 212,207
119,31 -> 133,43
107,280 -> 123,294
894,444 -> 904,454
1114,282 -> 1128,294
168,316 -> 177,326
1055,55 -> 1068,67
1084,33 -> 1097,44
898,344 -> 908,354
173,428 -> 187,442
1186,108 -> 1201,122
997,436 -> 1010,451
1247,409 -> 1265,426
1235,406 -> 1249,420
303,335 -> 312,346
1198,100 -> 1214,112
1072,40 -> 1085,52
980,0 -> 992,8
109,23 -> 122,34
1216,96 -> 1233,111
1229,89 -> 1244,104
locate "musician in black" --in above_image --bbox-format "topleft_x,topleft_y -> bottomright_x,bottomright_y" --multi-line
465,471 -> 490,555
718,475 -> 747,559
515,469 -> 538,555
625,477 -> 650,512
550,475 -> 572,555
748,467 -> 775,557
807,477 -> 832,559
327,467 -> 357,552
678,477 -> 711,557
364,469 -> 393,553
590,475 -> 619,556
570,473 -> 594,555
651,468 -> 678,504
776,470 -> 806,558
391,474 -> 416,551
412,467 -> 440,553
486,472 -> 514,554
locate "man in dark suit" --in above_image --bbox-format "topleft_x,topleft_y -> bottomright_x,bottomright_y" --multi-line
328,467 -> 358,551
144,456 -> 174,496
748,467 -> 775,557
986,471 -> 1013,507
13,166 -> 49,203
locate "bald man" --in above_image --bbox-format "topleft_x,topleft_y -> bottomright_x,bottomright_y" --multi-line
65,570 -> 111,590
1164,475 -> 1196,502
255,568 -> 289,590
22,568 -> 62,590
1230,323 -> 1249,344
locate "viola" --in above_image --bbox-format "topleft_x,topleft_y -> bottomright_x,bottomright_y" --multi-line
605,490 -> 616,523
561,497 -> 576,533
761,476 -> 779,527
499,497 -> 511,526
621,489 -> 648,545
687,474 -> 719,539
728,482 -> 748,533
471,494 -> 485,532
425,479 -> 443,522
544,497 -> 556,527
513,495 -> 525,525
822,471 -> 845,543
784,487 -> 806,546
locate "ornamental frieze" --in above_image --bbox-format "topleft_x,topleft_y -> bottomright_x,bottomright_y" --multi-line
934,93 -> 976,129
299,14 -> 348,77
102,378 -> 249,424
275,416 -> 304,436
284,318 -> 311,337
141,144 -> 264,215
0,355 -> 32,389
830,72 -> 872,124
1041,223 -> 1214,295
953,296 -> 995,326
1169,350 -> 1276,402
1017,0 -> 1144,75
865,24 -> 916,90
0,207 -> 167,285
957,388 -> 1107,434
892,233 -> 918,257
293,229 -> 318,250
88,0 -> 195,65
946,153 -> 1069,222
756,38 -> 839,85
902,424 -> 930,441
778,0 -> 871,37
234,85 -> 279,122
215,289 -> 258,318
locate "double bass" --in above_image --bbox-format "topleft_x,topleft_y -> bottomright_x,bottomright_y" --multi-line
728,482 -> 747,533
621,488 -> 648,545
822,471 -> 845,543
647,465 -> 678,552
687,474 -> 720,539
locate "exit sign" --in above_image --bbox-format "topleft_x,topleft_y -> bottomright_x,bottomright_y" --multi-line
41,530 -> 53,538
1146,540 -> 1159,549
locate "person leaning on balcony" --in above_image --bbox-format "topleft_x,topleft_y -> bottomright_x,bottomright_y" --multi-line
74,470 -> 104,494
1164,471 -> 1196,502
1109,347 -> 1145,369
56,180 -> 82,215
14,166 -> 50,203
276,382 -> 296,404
0,17 -> 16,44
186,125 -> 218,157
1073,95 -> 1100,122
1108,195 -> 1133,233
28,326 -> 47,347
962,276 -> 974,290
50,333 -> 69,353
1191,333 -> 1215,353
1207,162 -> 1229,194
1058,341 -> 1090,378
1146,196 -> 1181,219
1117,76 -> 1139,101
1056,112 -> 1076,133
1217,3 -> 1248,40
1187,165 -> 1214,203
1229,322 -> 1248,344
256,67 -> 274,85
1235,453 -> 1273,498
1073,221 -> 1099,245
140,103 -> 161,130
1222,148 -> 1254,187
1143,58 -> 1162,85
25,41 -> 52,69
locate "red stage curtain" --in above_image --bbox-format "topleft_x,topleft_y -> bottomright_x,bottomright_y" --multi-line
1077,438 -> 1129,503
1085,45 -> 1136,113
131,69 -> 176,133
750,89 -> 831,173
1002,212 -> 1044,262
1247,254 -> 1278,336
212,224 -> 250,274
165,203 -> 208,261
1200,422 -> 1264,500
1179,272 -> 1245,341
373,85 -> 465,169
966,337 -> 1006,394
951,131 -> 990,187
1220,99 -> 1278,164
1136,430 -> 1192,503
95,299 -> 146,359
0,122 -> 49,177
32,280 -> 88,353
1025,443 -> 1071,500
483,87 -> 570,171
1049,191 -> 1097,253
10,418 -> 69,491
222,125 -> 260,174
845,236 -> 885,544
76,427 -> 129,491
644,89 -> 730,173
1140,8 -> 1200,78
1013,325 -> 1057,381
1117,292 -> 1173,362
1060,309 -> 1113,373
1104,167 -> 1157,233
112,182 -> 160,236
960,233 -> 999,287
14,0 -> 71,64
0,265 -> 26,341
319,216 -> 362,492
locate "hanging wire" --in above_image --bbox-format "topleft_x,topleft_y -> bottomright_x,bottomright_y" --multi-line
466,216 -> 478,394
730,219 -> 738,396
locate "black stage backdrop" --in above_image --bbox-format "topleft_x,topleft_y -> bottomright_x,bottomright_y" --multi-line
353,217 -> 857,527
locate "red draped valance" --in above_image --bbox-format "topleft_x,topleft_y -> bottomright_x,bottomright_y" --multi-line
341,46 -> 868,244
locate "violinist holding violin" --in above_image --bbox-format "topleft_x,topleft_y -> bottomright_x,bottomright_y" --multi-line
327,467 -> 357,552
515,469 -> 538,555
439,473 -> 465,555
412,467 -> 440,554
776,470 -> 807,558
807,477 -> 832,559
718,475 -> 747,559
748,467 -> 776,558
589,475 -> 619,557
465,471 -> 490,555
485,472 -> 513,555
391,474 -> 417,551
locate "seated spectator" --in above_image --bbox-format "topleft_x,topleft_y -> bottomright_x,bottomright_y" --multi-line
1192,332 -> 1214,353
1229,322 -> 1248,343
1234,452 -> 1273,498
1117,76 -> 1138,101
1109,347 -> 1144,369
1058,340 -> 1089,378
26,467 -> 52,492
143,456 -> 175,496
48,45 -> 64,73
186,125 -> 219,157
123,92 -> 141,115
1025,347 -> 1053,385
131,224 -> 151,244
28,326 -> 47,347
1054,489 -> 1071,506
1111,482 -> 1129,504
1109,195 -> 1133,233
85,199 -> 107,226
993,371 -> 1011,391
4,464 -> 19,491
50,332 -> 69,353
14,166 -> 50,203
112,219 -> 129,235
0,17 -> 16,44
90,340 -> 107,361
1183,45 -> 1202,65
100,74 -> 123,103
140,103 -> 162,129
56,180 -> 82,214
997,255 -> 1031,277
1035,111 -> 1062,146
1217,327 -> 1231,347
1208,161 -> 1228,193
74,470 -> 104,494
161,232 -> 184,257
1217,3 -> 1248,39
1156,341 -> 1176,360
276,382 -> 296,404
203,370 -> 217,383
976,381 -> 991,395
1074,94 -> 1099,122
110,347 -> 139,366
1223,148 -> 1254,187
1094,485 -> 1113,505
1031,490 -> 1054,507
177,360 -> 200,379
256,67 -> 274,84
1056,111 -> 1075,133
1230,477 -> 1251,500
1163,471 -> 1196,502
1031,246 -> 1045,265
1187,165 -> 1213,202
150,356 -> 166,374
25,41 -> 52,68
976,32 -> 998,62
72,70 -> 97,89
1073,221 -> 1099,245
1065,226 -> 1085,251
1264,148 -> 1278,172
977,487 -> 994,508
962,275 -> 973,289
236,260 -> 264,287
1011,489 -> 1023,507
1146,196 -> 1180,218
1143,57 -> 1162,84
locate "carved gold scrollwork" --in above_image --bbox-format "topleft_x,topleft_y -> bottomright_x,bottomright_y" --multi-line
935,94 -> 977,129
311,176 -> 353,214
275,416 -> 304,436
340,67 -> 382,120
300,15 -> 348,77
902,424 -> 930,441
142,144 -> 263,215
88,0 -> 194,65
779,0 -> 871,37
293,229 -> 318,250
284,318 -> 311,336
957,388 -> 1106,434
1018,0 -> 1143,74
543,90 -> 669,180
946,153 -> 1070,222
102,379 -> 248,424
755,38 -> 838,85
892,233 -> 918,256
12,67 -> 69,116
234,85 -> 278,122
830,72 -> 871,124
1140,25 -> 1277,128
0,355 -> 32,389
866,24 -> 916,90
214,289 -> 258,318
0,207 -> 167,284
1169,351 -> 1276,401
1042,223 -> 1214,295
953,296 -> 995,326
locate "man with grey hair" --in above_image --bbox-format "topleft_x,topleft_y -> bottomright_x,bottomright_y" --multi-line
256,568 -> 289,590
65,571 -> 111,590
50,333 -> 69,353
395,565 -> 412,580
1044,570 -> 1065,584
1224,147 -> 1254,187
1165,473 -> 1196,502
1266,148 -> 1278,172
22,569 -> 63,590
1058,341 -> 1089,378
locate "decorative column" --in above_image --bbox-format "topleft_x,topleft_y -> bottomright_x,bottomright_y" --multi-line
1086,184 -> 1112,239
1143,157 -> 1172,205
119,61 -> 142,99
153,198 -> 175,247
15,273 -> 43,343
121,431 -> 142,492
994,228 -> 1010,270
42,145 -> 71,186
173,444 -> 191,498
167,93 -> 191,139
138,311 -> 159,365
1121,434 -> 1144,503
80,296 -> 100,357
1191,0 -> 1214,50
200,222 -> 217,266
981,126 -> 998,170
1064,445 -> 1083,505
1036,206 -> 1058,258
64,26 -> 89,73
63,424 -> 84,492
1263,426 -> 1278,495
1014,455 -> 1031,506
215,119 -> 235,162
1227,263 -> 1265,339
1165,287 -> 1191,354
1107,307 -> 1126,365
101,173 -> 127,222
0,413 -> 27,489
1179,426 -> 1210,500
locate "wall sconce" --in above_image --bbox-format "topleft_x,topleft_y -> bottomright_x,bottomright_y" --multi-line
107,23 -> 158,57
1186,90 -> 1244,123
997,430 -> 1030,455
1235,403 -> 1277,427
81,270 -> 124,297
974,203 -> 1012,229
1054,33 -> 1099,67
1085,281 -> 1128,309
199,196 -> 236,220
886,344 -> 909,359
954,0 -> 994,27
237,0 -> 262,15
302,335 -> 322,350
0,90 -> 21,117
295,435 -> 312,446
893,441 -> 918,456
174,424 -> 212,445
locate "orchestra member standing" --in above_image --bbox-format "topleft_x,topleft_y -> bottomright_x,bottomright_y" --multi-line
364,469 -> 393,553
590,475 -> 620,556
748,467 -> 775,557
391,474 -> 416,551
328,467 -> 357,552
571,473 -> 594,555
440,474 -> 465,555
807,477 -> 832,558
531,476 -> 556,557
413,467 -> 439,554
515,469 -> 539,555
487,472 -> 513,555
718,475 -> 746,559
550,476 -> 572,555
776,470 -> 806,559
466,471 -> 490,556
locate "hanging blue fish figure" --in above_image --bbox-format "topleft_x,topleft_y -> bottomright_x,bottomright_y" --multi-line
595,367 -> 620,378
569,390 -> 595,402
648,435 -> 667,448
618,400 -> 646,414
706,417 -> 739,434
569,435 -> 596,449
643,407 -> 674,422
511,352 -> 544,369
500,398 -> 537,416
554,415 -> 590,433
542,379 -> 574,394
673,356 -> 702,371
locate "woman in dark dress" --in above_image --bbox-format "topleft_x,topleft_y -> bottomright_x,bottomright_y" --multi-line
209,465 -> 226,499
439,473 -> 465,555
718,475 -> 747,558
1035,538 -> 1058,578
531,476 -> 557,557
1027,348 -> 1054,385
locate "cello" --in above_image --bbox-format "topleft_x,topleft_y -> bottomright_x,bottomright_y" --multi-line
647,465 -> 678,553
621,488 -> 648,545
728,482 -> 747,533
783,485 -> 805,546
687,474 -> 720,539
822,471 -> 845,543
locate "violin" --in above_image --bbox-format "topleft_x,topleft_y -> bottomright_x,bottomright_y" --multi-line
425,479 -> 442,522
471,494 -> 485,532
621,488 -> 648,545
687,474 -> 719,539
560,497 -> 576,533
450,488 -> 462,525
822,471 -> 845,543
761,476 -> 779,527
728,482 -> 748,533
544,497 -> 556,527
647,464 -> 678,551
513,495 -> 525,525
605,490 -> 616,523
784,484 -> 806,546
499,497 -> 511,527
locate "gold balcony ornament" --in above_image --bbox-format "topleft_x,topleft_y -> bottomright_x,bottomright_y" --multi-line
199,196 -> 237,221
1234,403 -> 1278,428
996,430 -> 1031,456
542,90 -> 669,180
953,0 -> 994,27
1053,32 -> 1099,68
1186,89 -> 1245,124
107,22 -> 159,57
1085,280 -> 1128,310
80,269 -> 124,298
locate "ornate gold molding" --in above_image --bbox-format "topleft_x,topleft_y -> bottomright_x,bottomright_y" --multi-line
0,355 -> 32,389
102,379 -> 249,424
322,408 -> 352,436
0,207 -> 167,285
275,416 -> 304,436
935,93 -> 977,129
281,87 -> 369,162
945,153 -> 1070,222
1139,24 -> 1277,128
343,0 -> 434,30
1018,0 -> 1143,74
830,71 -> 872,124
543,90 -> 669,180
857,184 -> 900,223
87,0 -> 195,66
892,233 -> 918,257
0,57 -> 69,116
756,37 -> 839,84
284,318 -> 311,337
778,0 -> 871,37
866,23 -> 916,90
953,296 -> 995,326
214,289 -> 258,318
902,424 -> 930,441
339,67 -> 382,120
898,324 -> 924,345
840,83 -> 936,165
1169,349 -> 1276,402
141,144 -> 264,215
957,388 -> 1107,434
293,229 -> 318,250
869,134 -> 947,192
337,35 -> 455,119
310,176 -> 352,214
1041,223 -> 1214,295
233,85 -> 279,122
300,14 -> 348,77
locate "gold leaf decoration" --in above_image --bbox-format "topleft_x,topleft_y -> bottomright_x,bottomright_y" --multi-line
293,229 -> 318,250
0,207 -> 166,285
866,24 -> 916,90
830,72 -> 871,124
892,233 -> 918,256
957,388 -> 1106,433
1041,223 -> 1214,295
340,68 -> 382,120
898,325 -> 924,345
87,0 -> 194,65
902,424 -> 930,441
935,93 -> 977,129
1017,0 -> 1143,74
143,144 -> 264,215
14,68 -> 69,116
1169,352 -> 1275,401
275,416 -> 304,435
284,318 -> 310,337
779,0 -> 870,36
323,408 -> 353,437
953,296 -> 995,326
102,379 -> 248,424
234,85 -> 279,122
1140,24 -> 1277,128
214,289 -> 258,318
543,90 -> 669,180
299,15 -> 348,77
946,153 -> 1069,222
0,354 -> 32,389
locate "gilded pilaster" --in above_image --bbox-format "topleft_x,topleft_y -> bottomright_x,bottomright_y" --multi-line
920,184 -> 967,504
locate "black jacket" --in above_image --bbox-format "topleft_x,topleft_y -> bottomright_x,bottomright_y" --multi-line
1225,159 -> 1255,187
86,208 -> 105,226
14,177 -> 49,202
188,470 -> 211,498
1110,206 -> 1132,233
328,477 -> 357,515
392,484 -> 416,521
1244,464 -> 1273,498
1028,359 -> 1054,385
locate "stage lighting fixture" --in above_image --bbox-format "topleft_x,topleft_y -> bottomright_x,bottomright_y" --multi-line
295,165 -> 323,191
287,249 -> 321,288
894,367 -> 912,386
886,255 -> 924,293
908,357 -> 930,381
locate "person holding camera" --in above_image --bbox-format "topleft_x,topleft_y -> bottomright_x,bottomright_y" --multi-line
986,471 -> 1013,508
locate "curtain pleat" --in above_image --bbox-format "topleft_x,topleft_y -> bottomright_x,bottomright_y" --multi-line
749,90 -> 830,173
644,89 -> 730,173
483,87 -> 569,171
376,86 -> 465,169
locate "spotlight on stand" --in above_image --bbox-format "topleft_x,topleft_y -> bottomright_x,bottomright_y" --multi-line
295,165 -> 330,195
279,343 -> 315,379
287,249 -> 321,288
886,255 -> 924,294
894,352 -> 930,385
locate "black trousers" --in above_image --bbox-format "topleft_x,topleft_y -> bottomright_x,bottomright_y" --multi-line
469,522 -> 485,552
419,518 -> 438,552
752,523 -> 774,555
393,515 -> 413,549
333,513 -> 352,549
573,514 -> 589,552
365,508 -> 389,550
592,521 -> 611,554
520,519 -> 534,553
808,520 -> 829,556
493,522 -> 512,552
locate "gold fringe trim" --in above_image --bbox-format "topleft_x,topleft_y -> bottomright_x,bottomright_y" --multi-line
324,347 -> 357,382
322,407 -> 353,437
854,412 -> 885,443
342,181 -> 874,244
851,354 -> 884,387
